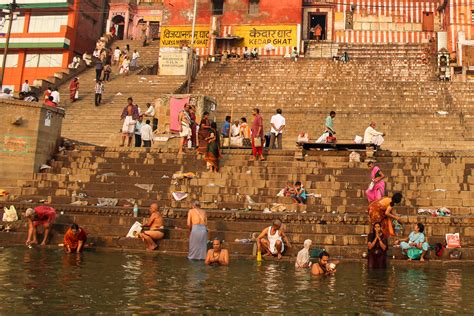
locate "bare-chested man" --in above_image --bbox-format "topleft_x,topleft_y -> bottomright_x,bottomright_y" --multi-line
187,200 -> 208,260
311,251 -> 337,275
178,103 -> 191,154
257,219 -> 292,260
138,203 -> 165,251
205,238 -> 229,266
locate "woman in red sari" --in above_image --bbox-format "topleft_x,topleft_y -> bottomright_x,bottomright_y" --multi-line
204,122 -> 221,172
197,111 -> 211,155
64,223 -> 87,253
368,193 -> 403,238
69,77 -> 79,102
251,108 -> 264,161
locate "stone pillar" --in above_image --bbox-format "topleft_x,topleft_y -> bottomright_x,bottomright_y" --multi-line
106,18 -> 111,34
124,10 -> 130,40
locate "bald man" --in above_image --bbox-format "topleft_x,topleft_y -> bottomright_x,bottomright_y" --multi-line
364,121 -> 385,147
138,203 -> 165,251
257,220 -> 292,260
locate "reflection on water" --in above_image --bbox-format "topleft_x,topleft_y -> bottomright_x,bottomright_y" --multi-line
0,247 -> 473,314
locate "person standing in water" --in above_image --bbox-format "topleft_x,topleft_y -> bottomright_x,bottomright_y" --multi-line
187,201 -> 208,260
205,238 -> 229,266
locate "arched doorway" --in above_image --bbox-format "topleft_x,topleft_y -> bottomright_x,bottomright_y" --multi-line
112,15 -> 125,40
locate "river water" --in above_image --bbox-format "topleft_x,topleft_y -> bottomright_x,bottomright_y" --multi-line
0,247 -> 472,314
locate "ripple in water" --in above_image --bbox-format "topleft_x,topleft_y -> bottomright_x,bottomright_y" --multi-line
0,247 -> 473,314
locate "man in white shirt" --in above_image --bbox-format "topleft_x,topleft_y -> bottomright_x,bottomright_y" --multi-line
21,80 -> 30,94
140,119 -> 154,148
269,108 -> 286,150
0,87 -> 13,99
50,88 -> 60,105
364,121 -> 385,147
143,102 -> 158,131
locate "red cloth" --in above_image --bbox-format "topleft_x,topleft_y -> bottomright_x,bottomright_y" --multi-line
169,97 -> 190,132
64,228 -> 87,251
251,114 -> 263,138
69,80 -> 78,101
252,137 -> 263,156
44,100 -> 57,107
33,206 -> 56,227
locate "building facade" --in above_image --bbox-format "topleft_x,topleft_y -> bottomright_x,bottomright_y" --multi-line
106,0 -> 163,41
0,0 -> 107,92
156,0 -> 471,58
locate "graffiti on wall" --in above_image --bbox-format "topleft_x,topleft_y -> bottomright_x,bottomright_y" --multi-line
0,134 -> 30,156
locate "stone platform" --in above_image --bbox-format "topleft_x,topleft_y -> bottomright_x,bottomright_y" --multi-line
1,206 -> 472,261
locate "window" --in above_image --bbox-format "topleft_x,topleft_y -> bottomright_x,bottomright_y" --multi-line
28,14 -> 68,33
0,54 -> 19,67
212,0 -> 224,15
248,0 -> 259,15
0,16 -> 25,33
25,54 -> 63,67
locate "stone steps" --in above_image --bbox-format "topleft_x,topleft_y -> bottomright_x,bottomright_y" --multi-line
1,208 -> 472,259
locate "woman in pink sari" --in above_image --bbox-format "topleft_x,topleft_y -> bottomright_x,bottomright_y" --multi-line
365,161 -> 385,202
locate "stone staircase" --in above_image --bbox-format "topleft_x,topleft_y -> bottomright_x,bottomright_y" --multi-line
58,39 -> 186,146
337,43 -> 434,60
306,42 -> 339,58
1,145 -> 473,258
191,57 -> 474,151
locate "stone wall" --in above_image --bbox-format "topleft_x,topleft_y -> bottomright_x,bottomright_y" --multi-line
0,101 -> 64,185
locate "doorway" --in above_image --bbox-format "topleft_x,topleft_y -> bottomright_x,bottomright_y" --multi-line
112,15 -> 125,40
309,13 -> 327,40
149,22 -> 160,40
422,12 -> 434,32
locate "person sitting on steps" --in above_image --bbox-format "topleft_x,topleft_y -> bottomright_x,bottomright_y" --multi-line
394,223 -> 430,262
138,203 -> 166,251
256,219 -> 292,260
291,181 -> 307,204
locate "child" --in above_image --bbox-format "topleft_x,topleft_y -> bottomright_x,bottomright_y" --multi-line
95,80 -> 104,106
283,180 -> 295,197
291,181 -> 307,204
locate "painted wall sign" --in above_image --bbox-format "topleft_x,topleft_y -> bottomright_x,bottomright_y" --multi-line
1,135 -> 30,154
159,51 -> 188,76
232,25 -> 298,47
160,26 -> 210,48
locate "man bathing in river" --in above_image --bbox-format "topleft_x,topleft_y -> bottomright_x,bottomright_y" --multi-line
312,251 -> 337,275
187,201 -> 208,260
138,203 -> 165,251
257,220 -> 292,259
205,238 -> 229,266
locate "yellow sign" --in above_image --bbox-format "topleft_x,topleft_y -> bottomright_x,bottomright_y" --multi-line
144,14 -> 162,22
160,26 -> 210,48
232,25 -> 297,48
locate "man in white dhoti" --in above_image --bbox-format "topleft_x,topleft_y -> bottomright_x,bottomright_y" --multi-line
256,220 -> 292,260
364,121 -> 385,147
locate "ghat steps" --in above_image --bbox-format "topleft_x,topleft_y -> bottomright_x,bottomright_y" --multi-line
6,146 -> 474,216
191,56 -> 474,151
58,39 -> 186,146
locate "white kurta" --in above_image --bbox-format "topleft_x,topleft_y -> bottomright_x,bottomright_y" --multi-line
364,126 -> 384,145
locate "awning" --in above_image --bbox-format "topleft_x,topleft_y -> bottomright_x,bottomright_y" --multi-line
215,36 -> 243,41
